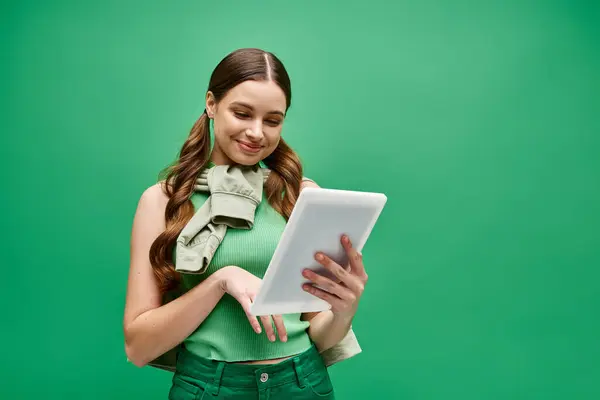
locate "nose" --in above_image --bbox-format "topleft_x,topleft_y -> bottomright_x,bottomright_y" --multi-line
245,121 -> 263,141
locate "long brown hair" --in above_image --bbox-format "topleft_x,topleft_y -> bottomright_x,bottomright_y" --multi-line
149,48 -> 303,296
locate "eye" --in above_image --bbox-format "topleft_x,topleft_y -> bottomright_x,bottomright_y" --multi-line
265,119 -> 281,127
234,111 -> 250,119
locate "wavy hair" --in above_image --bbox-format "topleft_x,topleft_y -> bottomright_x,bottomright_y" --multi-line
149,48 -> 303,295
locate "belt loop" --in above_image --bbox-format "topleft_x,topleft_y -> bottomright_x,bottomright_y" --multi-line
211,362 -> 225,396
292,357 -> 306,389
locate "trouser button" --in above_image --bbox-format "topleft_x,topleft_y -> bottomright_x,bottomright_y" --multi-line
260,373 -> 269,383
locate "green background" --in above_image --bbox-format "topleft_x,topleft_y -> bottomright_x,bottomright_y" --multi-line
2,0 -> 599,398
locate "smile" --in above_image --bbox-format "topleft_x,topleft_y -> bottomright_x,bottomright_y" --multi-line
236,140 -> 263,153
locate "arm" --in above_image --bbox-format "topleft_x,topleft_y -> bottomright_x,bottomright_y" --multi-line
123,183 -> 226,367
303,309 -> 355,353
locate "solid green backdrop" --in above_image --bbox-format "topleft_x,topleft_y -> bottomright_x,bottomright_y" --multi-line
1,0 -> 599,399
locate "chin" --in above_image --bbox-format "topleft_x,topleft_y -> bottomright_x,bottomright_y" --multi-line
227,141 -> 271,166
229,151 -> 262,166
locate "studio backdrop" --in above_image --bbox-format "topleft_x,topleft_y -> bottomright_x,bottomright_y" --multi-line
2,0 -> 598,399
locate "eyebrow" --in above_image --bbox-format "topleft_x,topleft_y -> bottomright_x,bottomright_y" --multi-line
230,101 -> 285,117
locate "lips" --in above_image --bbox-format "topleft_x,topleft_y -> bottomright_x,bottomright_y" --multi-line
236,140 -> 263,153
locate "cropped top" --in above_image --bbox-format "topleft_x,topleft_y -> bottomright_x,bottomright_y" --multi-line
140,165 -> 363,372
177,189 -> 312,362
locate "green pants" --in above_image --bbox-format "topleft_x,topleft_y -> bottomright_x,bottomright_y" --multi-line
168,343 -> 335,399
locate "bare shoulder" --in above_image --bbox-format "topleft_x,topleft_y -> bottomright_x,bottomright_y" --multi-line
301,177 -> 320,191
138,181 -> 170,212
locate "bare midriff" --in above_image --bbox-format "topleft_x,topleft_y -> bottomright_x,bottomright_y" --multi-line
232,354 -> 295,365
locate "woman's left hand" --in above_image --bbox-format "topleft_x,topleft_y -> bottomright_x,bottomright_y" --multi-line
302,234 -> 368,317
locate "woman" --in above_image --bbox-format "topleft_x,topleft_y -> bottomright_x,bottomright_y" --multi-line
123,48 -> 369,399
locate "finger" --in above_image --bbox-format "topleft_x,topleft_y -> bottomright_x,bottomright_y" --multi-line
260,315 -> 276,342
314,251 -> 365,295
302,283 -> 346,312
272,315 -> 288,342
240,296 -> 262,334
341,234 -> 367,280
302,268 -> 356,302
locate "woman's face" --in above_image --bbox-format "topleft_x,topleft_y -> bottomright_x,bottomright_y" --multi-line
206,80 -> 287,166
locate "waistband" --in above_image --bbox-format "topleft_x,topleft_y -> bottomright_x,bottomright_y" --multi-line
175,343 -> 325,390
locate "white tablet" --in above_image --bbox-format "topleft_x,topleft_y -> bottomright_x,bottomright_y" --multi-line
249,187 -> 387,316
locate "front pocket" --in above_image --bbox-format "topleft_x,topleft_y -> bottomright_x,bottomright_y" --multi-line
168,376 -> 204,400
305,370 -> 335,398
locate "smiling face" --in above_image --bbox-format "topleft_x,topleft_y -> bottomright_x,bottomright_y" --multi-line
206,79 -> 287,166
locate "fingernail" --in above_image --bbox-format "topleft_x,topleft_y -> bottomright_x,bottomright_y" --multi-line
302,269 -> 310,277
315,253 -> 324,261
282,336 -> 288,342
269,334 -> 275,342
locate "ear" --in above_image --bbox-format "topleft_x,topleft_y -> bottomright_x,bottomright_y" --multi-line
206,91 -> 216,118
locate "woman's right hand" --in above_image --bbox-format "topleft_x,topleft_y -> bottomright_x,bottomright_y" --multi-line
216,265 -> 288,342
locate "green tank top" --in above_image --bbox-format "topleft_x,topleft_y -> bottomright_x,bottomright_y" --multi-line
176,189 -> 312,362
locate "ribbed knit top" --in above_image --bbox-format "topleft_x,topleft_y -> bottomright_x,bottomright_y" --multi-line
177,184 -> 312,362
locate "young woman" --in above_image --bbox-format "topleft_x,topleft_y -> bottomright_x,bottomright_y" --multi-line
123,48 -> 369,399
